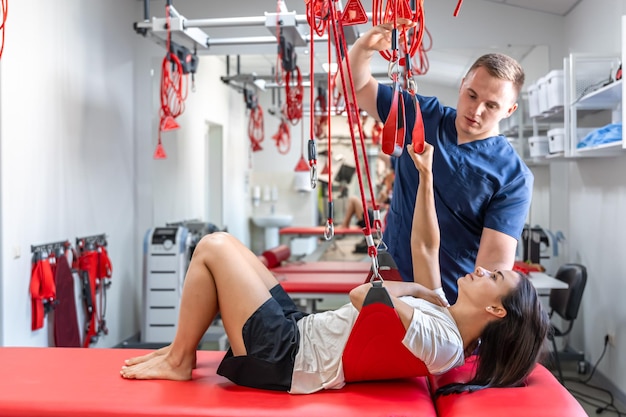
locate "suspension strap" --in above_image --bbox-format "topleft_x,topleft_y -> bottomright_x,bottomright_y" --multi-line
381,56 -> 405,157
404,54 -> 425,154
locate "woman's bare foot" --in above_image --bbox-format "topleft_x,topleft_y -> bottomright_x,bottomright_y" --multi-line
124,346 -> 197,369
120,354 -> 193,381
124,345 -> 171,366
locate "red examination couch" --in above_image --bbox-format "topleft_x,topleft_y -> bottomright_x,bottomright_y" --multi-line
0,347 -> 586,417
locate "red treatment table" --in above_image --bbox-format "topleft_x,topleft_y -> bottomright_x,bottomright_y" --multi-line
0,347 -> 436,417
271,260 -> 371,274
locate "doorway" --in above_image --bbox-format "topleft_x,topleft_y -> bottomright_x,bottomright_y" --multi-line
206,122 -> 224,229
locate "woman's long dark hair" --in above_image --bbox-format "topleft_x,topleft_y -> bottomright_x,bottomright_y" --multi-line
436,272 -> 550,396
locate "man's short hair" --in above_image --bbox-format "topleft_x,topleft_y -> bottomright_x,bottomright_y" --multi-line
466,53 -> 525,97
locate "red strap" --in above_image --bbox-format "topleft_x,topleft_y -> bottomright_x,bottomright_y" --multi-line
343,287 -> 429,382
79,250 -> 99,347
248,105 -> 264,152
411,94 -> 425,154
30,258 -> 56,331
97,246 -> 113,279
382,83 -> 405,157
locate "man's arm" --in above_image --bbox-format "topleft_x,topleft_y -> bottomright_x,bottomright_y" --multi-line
342,24 -> 396,121
475,228 -> 517,272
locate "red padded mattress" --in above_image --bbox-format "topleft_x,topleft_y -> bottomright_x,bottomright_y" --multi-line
275,271 -> 366,293
0,347 -> 436,417
271,260 -> 371,274
429,357 -> 587,417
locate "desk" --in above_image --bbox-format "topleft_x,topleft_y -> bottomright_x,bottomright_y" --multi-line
529,272 -> 568,295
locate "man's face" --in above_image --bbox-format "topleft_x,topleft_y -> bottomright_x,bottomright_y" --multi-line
455,66 -> 518,143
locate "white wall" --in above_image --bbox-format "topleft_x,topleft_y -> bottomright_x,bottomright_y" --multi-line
557,0 -> 626,396
0,0 -> 139,346
0,0 -> 250,348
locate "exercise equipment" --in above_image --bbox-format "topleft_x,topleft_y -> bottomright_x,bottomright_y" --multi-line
142,226 -> 190,344
76,234 -> 113,347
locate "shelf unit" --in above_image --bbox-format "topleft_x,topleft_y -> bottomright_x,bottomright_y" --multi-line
566,53 -> 623,158
503,18 -> 625,165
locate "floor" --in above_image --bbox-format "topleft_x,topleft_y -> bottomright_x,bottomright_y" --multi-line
556,360 -> 626,416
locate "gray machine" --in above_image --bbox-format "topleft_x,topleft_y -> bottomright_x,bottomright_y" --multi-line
141,226 -> 191,344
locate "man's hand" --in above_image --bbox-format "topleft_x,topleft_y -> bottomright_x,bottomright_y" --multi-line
412,286 -> 449,307
357,20 -> 417,53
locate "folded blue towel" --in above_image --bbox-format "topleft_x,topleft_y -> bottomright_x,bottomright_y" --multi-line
577,123 -> 622,149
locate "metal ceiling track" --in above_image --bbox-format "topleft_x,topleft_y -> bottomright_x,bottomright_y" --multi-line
133,0 -> 364,53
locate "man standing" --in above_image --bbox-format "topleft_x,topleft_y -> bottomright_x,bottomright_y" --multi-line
346,23 -> 533,303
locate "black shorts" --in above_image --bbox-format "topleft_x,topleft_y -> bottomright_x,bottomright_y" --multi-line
216,284 -> 307,391
357,208 -> 375,229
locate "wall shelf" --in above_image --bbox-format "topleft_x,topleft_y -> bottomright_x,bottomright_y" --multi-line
574,79 -> 622,110
567,52 -> 622,158
576,140 -> 624,156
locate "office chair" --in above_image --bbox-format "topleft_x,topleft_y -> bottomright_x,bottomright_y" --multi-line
547,263 -> 588,383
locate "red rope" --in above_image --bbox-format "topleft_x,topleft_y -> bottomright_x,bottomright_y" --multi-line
0,0 -> 7,60
306,0 -> 330,37
248,105 -> 264,152
272,119 -> 291,155
372,0 -> 426,63
329,2 -> 381,255
284,66 -> 303,125
159,4 -> 188,132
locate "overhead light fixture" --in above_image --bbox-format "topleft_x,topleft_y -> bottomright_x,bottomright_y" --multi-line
322,62 -> 338,74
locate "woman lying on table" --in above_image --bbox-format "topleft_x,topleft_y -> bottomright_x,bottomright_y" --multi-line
120,143 -> 550,395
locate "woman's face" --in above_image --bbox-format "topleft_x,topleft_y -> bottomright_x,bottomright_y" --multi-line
457,267 -> 521,311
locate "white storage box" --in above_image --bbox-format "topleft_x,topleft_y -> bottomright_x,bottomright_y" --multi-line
545,70 -> 564,111
537,76 -> 550,115
547,127 -> 597,154
547,127 -> 565,153
529,135 -> 549,157
527,83 -> 541,118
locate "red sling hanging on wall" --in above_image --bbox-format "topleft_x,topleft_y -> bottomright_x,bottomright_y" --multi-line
53,248 -> 81,347
30,254 -> 56,331
78,242 -> 112,347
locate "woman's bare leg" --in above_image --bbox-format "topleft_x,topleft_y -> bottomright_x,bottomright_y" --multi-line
120,232 -> 282,380
341,196 -> 364,228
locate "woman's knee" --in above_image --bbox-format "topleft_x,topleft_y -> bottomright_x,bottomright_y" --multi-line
194,232 -> 232,259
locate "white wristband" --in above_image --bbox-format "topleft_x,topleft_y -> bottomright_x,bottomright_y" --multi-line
434,287 -> 450,307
